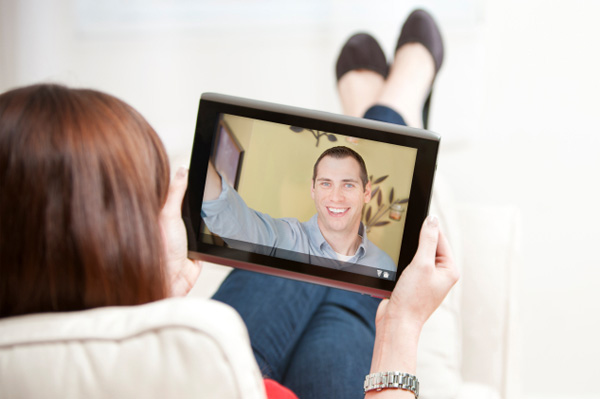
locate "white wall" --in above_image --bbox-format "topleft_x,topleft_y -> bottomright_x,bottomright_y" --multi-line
2,0 -> 599,398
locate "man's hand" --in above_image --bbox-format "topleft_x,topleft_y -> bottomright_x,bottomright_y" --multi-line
160,166 -> 203,297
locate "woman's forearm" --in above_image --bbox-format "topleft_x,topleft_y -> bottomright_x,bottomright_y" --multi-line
365,319 -> 421,398
370,319 -> 420,374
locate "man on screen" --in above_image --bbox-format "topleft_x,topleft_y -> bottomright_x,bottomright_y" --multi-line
201,146 -> 396,272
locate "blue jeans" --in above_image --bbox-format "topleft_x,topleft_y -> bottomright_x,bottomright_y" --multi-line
363,104 -> 407,125
212,104 -> 406,399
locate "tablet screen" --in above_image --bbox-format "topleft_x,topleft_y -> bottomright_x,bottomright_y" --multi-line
185,94 -> 439,297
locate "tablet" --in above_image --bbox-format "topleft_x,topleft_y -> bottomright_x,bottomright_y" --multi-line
183,93 -> 439,297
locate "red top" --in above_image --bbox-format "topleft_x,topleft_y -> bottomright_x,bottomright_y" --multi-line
264,378 -> 299,399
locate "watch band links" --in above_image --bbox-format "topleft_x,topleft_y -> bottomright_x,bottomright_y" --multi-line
364,371 -> 419,398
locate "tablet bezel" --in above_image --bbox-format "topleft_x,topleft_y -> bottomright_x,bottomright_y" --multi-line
184,93 -> 439,297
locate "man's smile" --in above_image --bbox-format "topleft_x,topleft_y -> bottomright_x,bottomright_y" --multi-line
326,207 -> 350,216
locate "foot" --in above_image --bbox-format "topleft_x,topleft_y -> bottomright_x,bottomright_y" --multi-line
377,43 -> 435,129
376,9 -> 444,129
335,33 -> 389,118
338,69 -> 385,118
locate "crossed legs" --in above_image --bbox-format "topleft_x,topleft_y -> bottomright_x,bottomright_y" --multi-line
212,269 -> 379,399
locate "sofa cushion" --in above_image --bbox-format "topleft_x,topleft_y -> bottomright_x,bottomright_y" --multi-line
457,204 -> 520,398
0,297 -> 266,399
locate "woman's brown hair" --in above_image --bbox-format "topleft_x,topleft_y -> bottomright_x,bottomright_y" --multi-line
0,84 -> 170,318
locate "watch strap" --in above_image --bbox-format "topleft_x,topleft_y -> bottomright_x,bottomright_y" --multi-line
364,371 -> 419,398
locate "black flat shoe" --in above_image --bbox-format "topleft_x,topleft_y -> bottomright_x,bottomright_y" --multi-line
395,9 -> 444,129
336,33 -> 389,82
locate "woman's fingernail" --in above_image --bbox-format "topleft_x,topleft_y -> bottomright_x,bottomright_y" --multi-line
176,166 -> 188,178
426,215 -> 439,227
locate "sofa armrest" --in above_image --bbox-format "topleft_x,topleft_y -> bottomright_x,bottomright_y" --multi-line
0,297 -> 266,399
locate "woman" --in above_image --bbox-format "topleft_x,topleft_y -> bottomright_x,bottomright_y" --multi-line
0,11 -> 457,396
0,84 -> 457,399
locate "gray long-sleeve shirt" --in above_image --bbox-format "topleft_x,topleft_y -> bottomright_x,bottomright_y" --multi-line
201,180 -> 396,273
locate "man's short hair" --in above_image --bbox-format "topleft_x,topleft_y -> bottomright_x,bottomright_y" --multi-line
312,146 -> 369,188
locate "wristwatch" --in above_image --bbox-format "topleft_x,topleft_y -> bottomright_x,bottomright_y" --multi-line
364,371 -> 419,398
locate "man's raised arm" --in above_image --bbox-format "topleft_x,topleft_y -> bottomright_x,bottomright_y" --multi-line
201,163 -> 304,252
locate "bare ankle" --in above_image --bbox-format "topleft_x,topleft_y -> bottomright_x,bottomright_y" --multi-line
375,43 -> 435,127
338,70 -> 385,118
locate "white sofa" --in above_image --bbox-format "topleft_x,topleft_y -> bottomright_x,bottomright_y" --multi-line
0,176 -> 520,398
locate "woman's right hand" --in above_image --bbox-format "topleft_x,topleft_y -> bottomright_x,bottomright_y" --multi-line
377,215 -> 459,331
368,216 -> 459,387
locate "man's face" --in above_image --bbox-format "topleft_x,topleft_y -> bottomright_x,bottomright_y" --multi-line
311,155 -> 371,238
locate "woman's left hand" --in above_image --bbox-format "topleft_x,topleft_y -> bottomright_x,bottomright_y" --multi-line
159,166 -> 203,296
